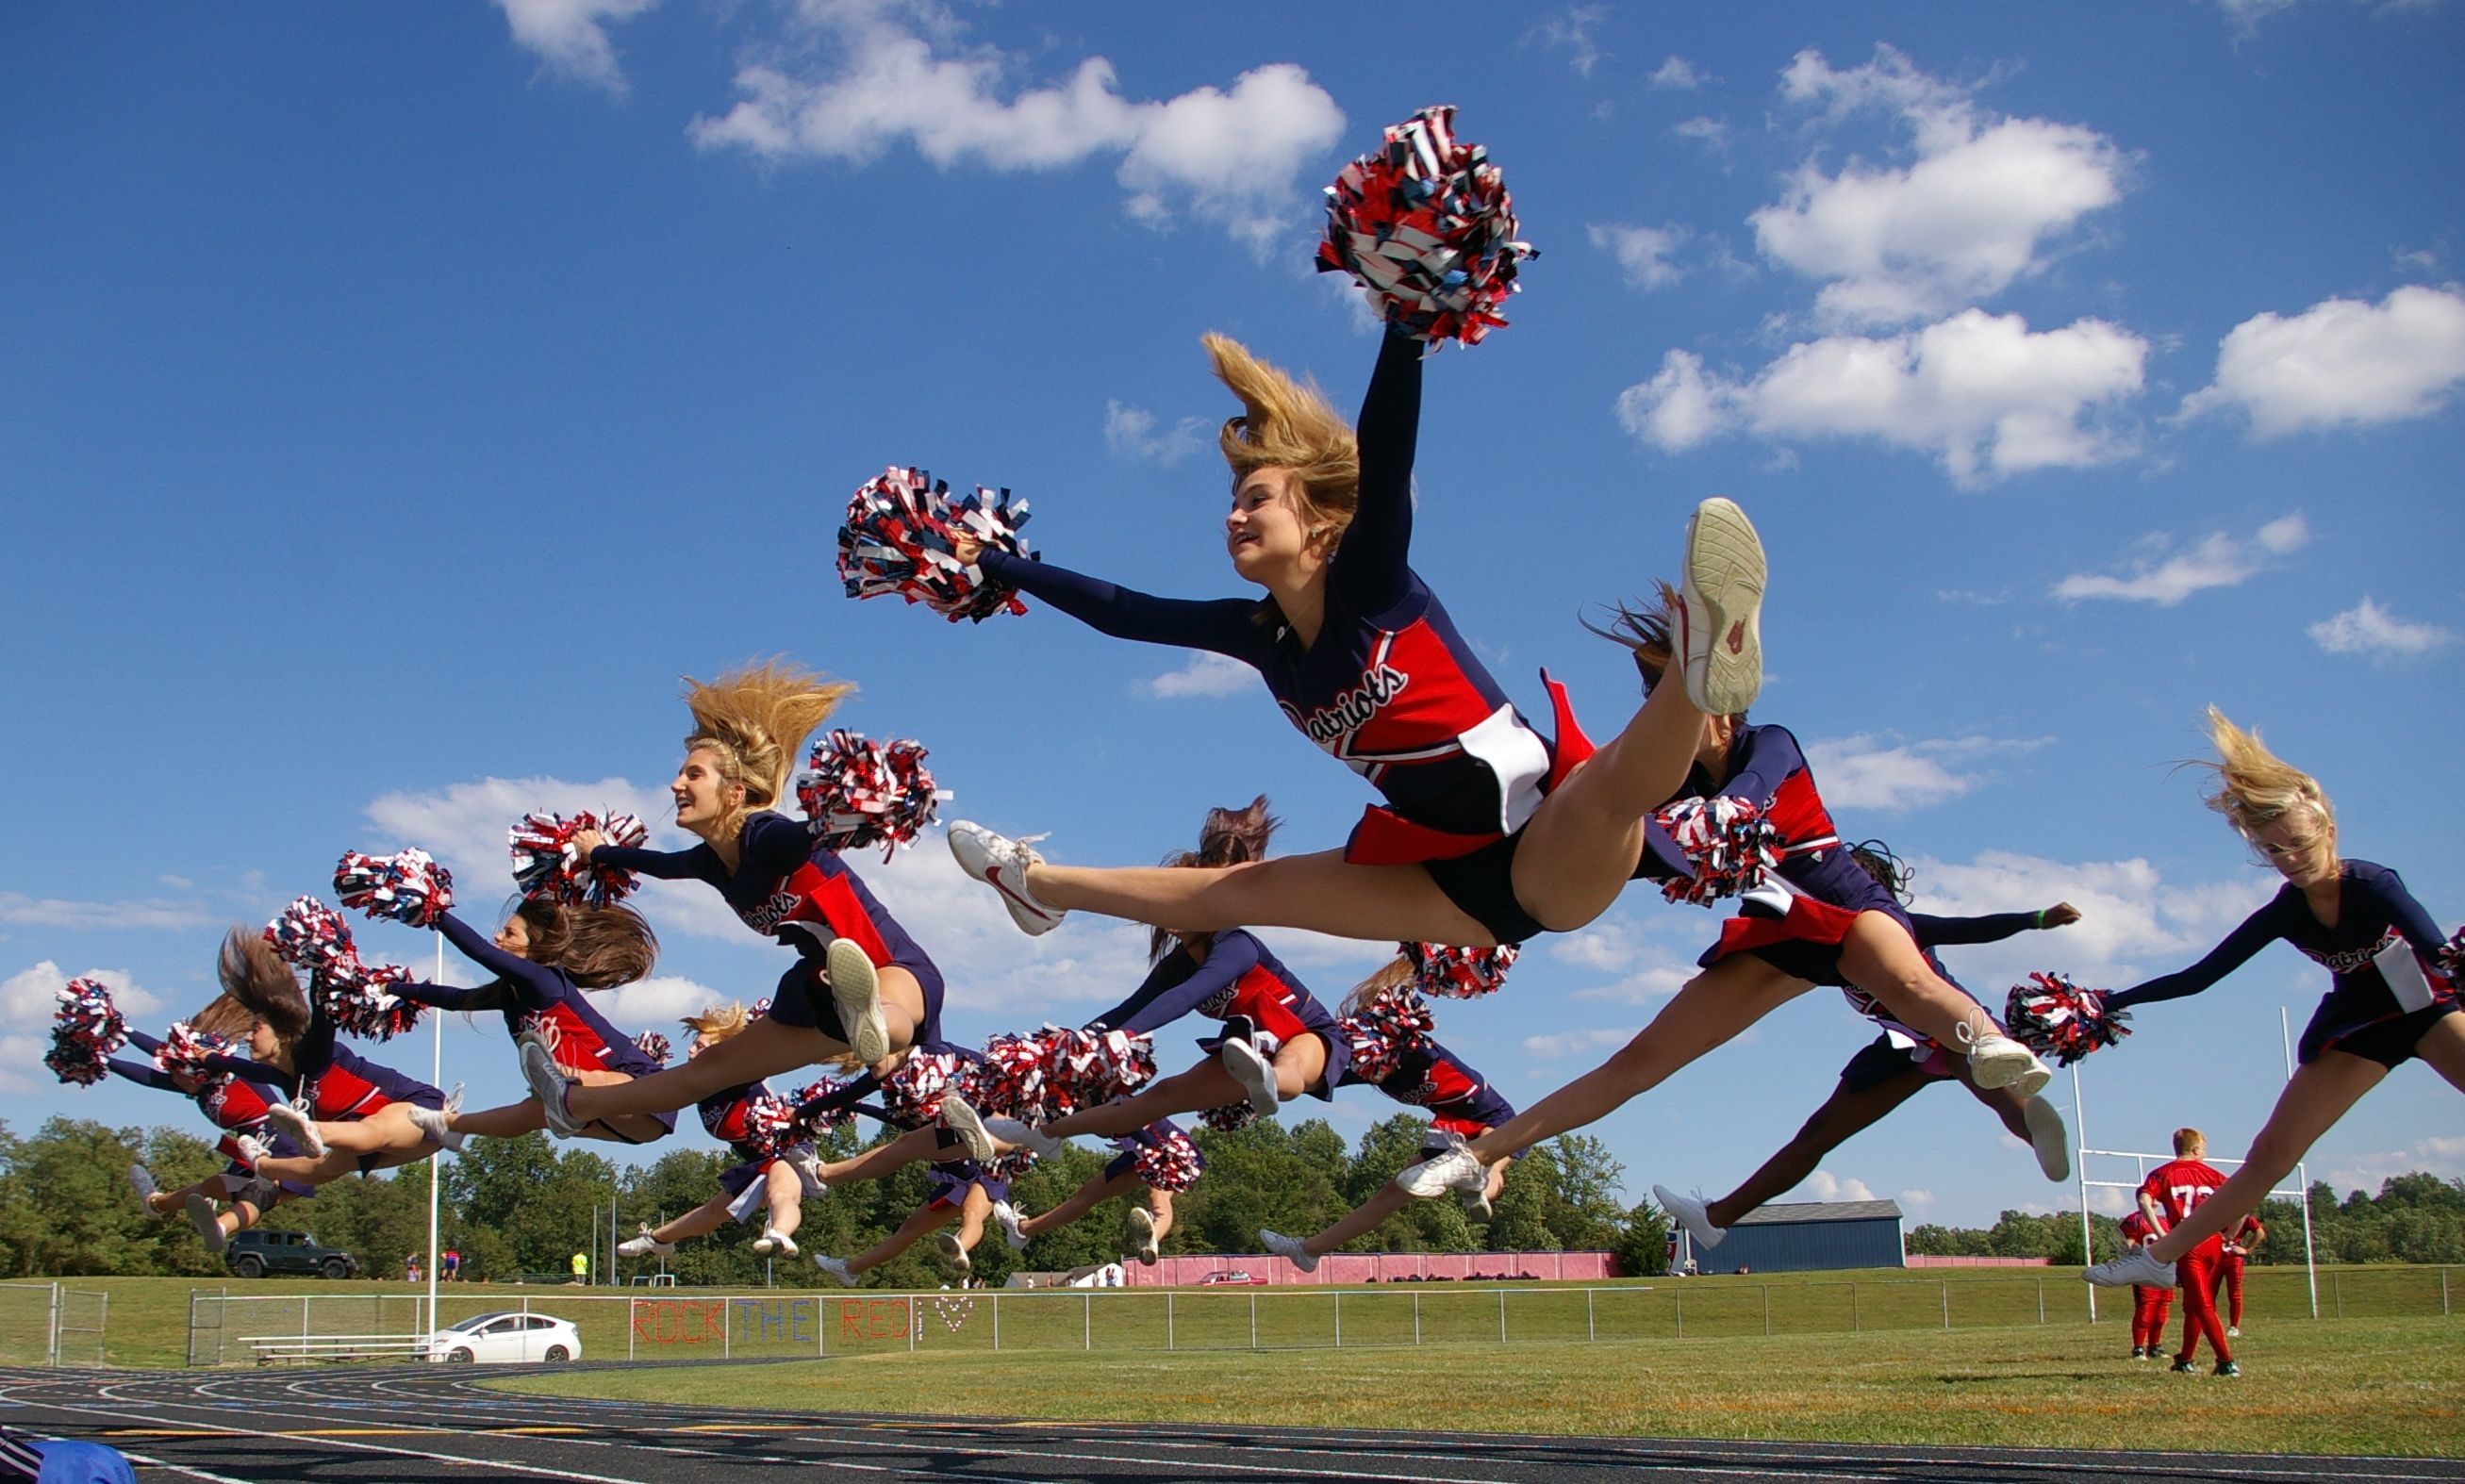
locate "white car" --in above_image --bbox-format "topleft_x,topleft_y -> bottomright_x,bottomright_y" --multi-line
427,1311 -> 582,1364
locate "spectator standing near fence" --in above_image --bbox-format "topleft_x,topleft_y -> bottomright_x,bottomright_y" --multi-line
441,1248 -> 460,1281
569,1251 -> 587,1286
2138,1129 -> 2237,1377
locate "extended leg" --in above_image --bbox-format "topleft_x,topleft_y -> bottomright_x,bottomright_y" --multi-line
1019,1168 -> 1143,1239
845,1202 -> 959,1278
1042,1059 -> 1257,1142
1026,849 -> 1496,947
566,1020 -> 850,1124
2149,1050 -> 2389,1262
817,1126 -> 949,1186
1705,1070 -> 1929,1228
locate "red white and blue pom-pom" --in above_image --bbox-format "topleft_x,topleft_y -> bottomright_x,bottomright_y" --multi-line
1337,986 -> 1435,1083
789,1079 -> 859,1135
736,1093 -> 802,1162
268,898 -> 420,1040
266,897 -> 356,978
45,979 -> 127,1086
1197,1102 -> 1259,1133
1132,1126 -> 1206,1194
509,810 -> 647,906
974,1026 -> 1157,1126
155,1022 -> 234,1080
1316,106 -> 1534,349
2437,927 -> 2463,987
1650,796 -> 1780,906
1408,942 -> 1520,999
2004,972 -> 2131,1066
333,849 -> 454,927
631,1031 -> 671,1066
795,733 -> 946,859
988,1148 -> 1038,1183
836,465 -> 1035,623
877,1048 -> 975,1127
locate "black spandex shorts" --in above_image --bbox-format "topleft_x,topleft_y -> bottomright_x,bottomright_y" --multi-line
1420,831 -> 1545,946
2300,999 -> 2459,1069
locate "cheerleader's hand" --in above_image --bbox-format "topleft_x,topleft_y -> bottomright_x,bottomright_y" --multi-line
569,827 -> 606,862
950,533 -> 984,566
2041,902 -> 2082,927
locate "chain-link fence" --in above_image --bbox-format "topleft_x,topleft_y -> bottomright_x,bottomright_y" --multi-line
0,1284 -> 110,1366
184,1263 -> 2457,1368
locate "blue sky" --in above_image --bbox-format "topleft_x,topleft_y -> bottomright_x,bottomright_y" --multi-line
4,1 -> 2460,1233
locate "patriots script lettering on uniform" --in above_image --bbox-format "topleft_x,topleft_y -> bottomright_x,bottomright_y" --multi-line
2303,928 -> 2398,976
737,888 -> 803,935
1293,663 -> 1409,747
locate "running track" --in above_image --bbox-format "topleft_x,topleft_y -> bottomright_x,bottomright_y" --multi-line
0,1362 -> 2456,1483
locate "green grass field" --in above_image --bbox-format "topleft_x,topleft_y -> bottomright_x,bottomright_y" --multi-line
501,1314 -> 2464,1458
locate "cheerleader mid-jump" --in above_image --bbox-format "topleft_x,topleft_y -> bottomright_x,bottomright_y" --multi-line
111,1008 -> 314,1251
939,322 -> 1770,954
619,1003 -> 823,1261
996,1120 -> 1201,1266
2088,709 -> 2461,1296
525,663 -> 988,1156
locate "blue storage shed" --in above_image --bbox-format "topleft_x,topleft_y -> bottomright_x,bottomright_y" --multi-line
1683,1198 -> 1905,1276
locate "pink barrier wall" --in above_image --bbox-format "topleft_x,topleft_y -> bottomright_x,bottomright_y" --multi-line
1123,1251 -> 1615,1287
1903,1255 -> 2051,1268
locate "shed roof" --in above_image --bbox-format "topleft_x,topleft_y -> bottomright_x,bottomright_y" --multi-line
1730,1199 -> 1904,1226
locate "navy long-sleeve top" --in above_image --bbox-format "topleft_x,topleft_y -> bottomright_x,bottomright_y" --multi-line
197,1005 -> 441,1118
1084,929 -> 1338,1047
2109,861 -> 2455,1024
592,813 -> 944,1031
1372,1037 -> 1514,1132
390,911 -> 658,1078
1636,723 -> 1853,899
111,1030 -> 285,1132
980,329 -> 1565,855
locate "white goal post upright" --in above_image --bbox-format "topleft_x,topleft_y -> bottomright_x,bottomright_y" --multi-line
2071,1007 -> 2319,1321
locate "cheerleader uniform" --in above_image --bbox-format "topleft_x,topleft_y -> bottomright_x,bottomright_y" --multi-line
978,328 -> 1595,944
1103,1119 -> 1205,1193
698,1080 -> 816,1221
109,1034 -> 313,1203
391,910 -> 674,1138
1086,930 -> 1353,1099
2106,861 -> 2457,1066
589,812 -> 945,1042
1365,1039 -> 1516,1155
201,1008 -> 444,1170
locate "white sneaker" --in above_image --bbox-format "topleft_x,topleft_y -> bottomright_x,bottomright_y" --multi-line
233,1134 -> 272,1171
826,939 -> 890,1066
1968,1032 -> 2052,1097
2226,1326 -> 2241,1338
1678,497 -> 1765,716
939,1096 -> 998,1163
406,1103 -> 466,1153
753,1228 -> 799,1258
1653,1184 -> 1727,1251
995,1201 -> 1029,1252
1458,1186 -> 1494,1223
788,1146 -> 830,1196
519,1035 -> 584,1136
185,1193 -> 228,1254
618,1224 -> 675,1259
1219,1037 -> 1280,1114
1260,1228 -> 1318,1274
813,1254 -> 859,1287
984,1115 -> 1062,1161
266,1101 -> 325,1160
1127,1205 -> 1160,1265
935,1229 -> 972,1275
2084,1248 -> 2175,1289
1397,1142 -> 1485,1199
129,1164 -> 159,1212
948,822 -> 1065,935
2023,1097 -> 2070,1181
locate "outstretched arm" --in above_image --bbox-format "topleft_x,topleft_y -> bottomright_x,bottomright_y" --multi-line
106,1057 -> 180,1091
977,551 -> 1264,658
431,910 -> 561,1009
1331,326 -> 1423,617
1085,932 -> 1265,1037
1911,910 -> 2062,948
2107,904 -> 2283,1011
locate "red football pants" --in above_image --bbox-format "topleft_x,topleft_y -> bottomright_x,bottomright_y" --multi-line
2172,1245 -> 2233,1362
2210,1254 -> 2246,1328
2129,1286 -> 2174,1349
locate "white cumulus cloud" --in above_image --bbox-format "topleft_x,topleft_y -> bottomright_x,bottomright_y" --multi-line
1521,1026 -> 1641,1060
1144,652 -> 1255,700
2180,285 -> 2465,437
2308,596 -> 2457,660
1590,223 -> 1691,289
1799,1169 -> 1878,1202
1904,849 -> 2275,992
1618,310 -> 2146,487
2,961 -> 164,1031
1104,400 -> 1210,467
1756,45 -> 2127,327
1650,56 -> 1709,91
2053,513 -> 2308,605
687,6 -> 1343,256
1804,734 -> 2051,813
1525,7 -> 1610,77
493,0 -> 656,93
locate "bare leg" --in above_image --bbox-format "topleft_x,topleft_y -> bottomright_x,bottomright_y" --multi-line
817,1126 -> 949,1185
1041,1044 -> 1320,1141
650,1195 -> 735,1245
1027,850 -> 1496,947
250,1148 -> 368,1185
1836,914 -> 2003,1052
1148,1188 -> 1176,1243
1510,679 -> 1707,932
761,1159 -> 804,1241
845,1202 -> 959,1278
561,1070 -> 674,1144
567,1020 -> 850,1124
448,1099 -> 552,1140
951,1185 -> 992,1255
310,1102 -> 435,1157
878,965 -> 925,1056
2148,1050 -> 2388,1262
1959,1075 -> 2039,1143
1302,1181 -> 1414,1257
1460,957 -> 1807,1165
1018,1168 -> 1144,1239
1705,1072 -> 1927,1228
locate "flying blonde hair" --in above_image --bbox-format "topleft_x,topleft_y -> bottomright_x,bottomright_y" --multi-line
1341,954 -> 1417,1016
2195,706 -> 2334,861
1204,334 -> 1359,539
681,1000 -> 751,1042
682,659 -> 854,832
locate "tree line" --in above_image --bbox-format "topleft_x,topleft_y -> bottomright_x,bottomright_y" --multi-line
0,1114 -> 1675,1290
1906,1173 -> 2465,1265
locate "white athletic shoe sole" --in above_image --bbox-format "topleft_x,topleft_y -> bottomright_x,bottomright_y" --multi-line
2084,1248 -> 2176,1289
519,1036 -> 584,1136
825,939 -> 891,1067
995,1201 -> 1029,1252
185,1193 -> 227,1254
1219,1037 -> 1280,1115
266,1101 -> 326,1161
984,1114 -> 1062,1161
1260,1228 -> 1317,1273
1654,1183 -> 1728,1252
1969,1032 -> 2051,1097
129,1164 -> 158,1212
935,1230 -> 972,1274
407,1103 -> 466,1153
1127,1205 -> 1160,1265
1679,497 -> 1766,717
2024,1097 -> 2070,1181
948,822 -> 1065,936
814,1255 -> 859,1287
939,1096 -> 998,1164
1398,1145 -> 1485,1199
233,1134 -> 272,1171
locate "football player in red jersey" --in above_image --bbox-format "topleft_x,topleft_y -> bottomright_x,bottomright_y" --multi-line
2138,1128 -> 2236,1376
2218,1213 -> 2265,1336
2117,1209 -> 2172,1360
